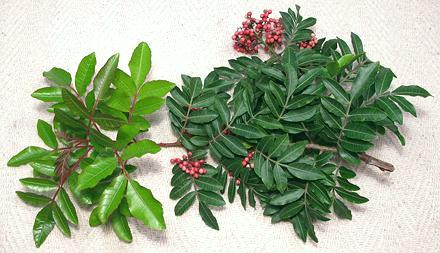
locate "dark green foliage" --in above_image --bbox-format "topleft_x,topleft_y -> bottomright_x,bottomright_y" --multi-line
166,5 -> 430,243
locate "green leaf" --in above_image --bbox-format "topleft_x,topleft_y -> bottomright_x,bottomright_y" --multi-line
174,191 -> 197,216
344,122 -> 376,141
54,109 -> 85,130
58,188 -> 78,225
261,67 -> 284,81
298,17 -> 316,29
339,166 -> 356,179
375,97 -> 403,124
94,112 -> 127,130
189,109 -> 218,123
278,141 -> 307,163
260,160 -> 274,189
61,89 -> 89,118
139,80 -> 175,99
273,164 -> 288,193
121,139 -> 160,160
292,214 -> 307,242
334,198 -> 352,220
321,97 -> 345,117
20,178 -> 58,192
113,69 -> 136,96
253,115 -> 283,129
340,137 -> 373,152
282,106 -> 317,122
37,120 -> 57,149
277,201 -> 304,220
133,97 -> 164,115
97,175 -> 128,223
106,89 -> 131,112
43,67 -> 71,86
230,124 -> 266,139
75,52 -> 96,96
111,210 -> 133,242
199,202 -> 219,230
350,63 -> 378,101
351,32 -> 365,61
270,188 -> 305,206
129,42 -> 151,87
32,87 -> 63,102
77,156 -> 117,190
126,179 -> 165,230
375,67 -> 393,95
8,146 -> 49,167
170,180 -> 192,200
192,91 -> 216,108
322,79 -> 349,106
390,95 -> 417,117
326,61 -> 339,76
349,107 -> 387,122
89,208 -> 101,227
286,163 -> 324,181
221,135 -> 247,156
197,190 -> 226,206
335,187 -> 369,204
285,64 -> 298,97
90,129 -> 114,148
392,85 -> 431,97
195,177 -> 223,192
16,191 -> 51,206
51,202 -> 71,237
115,125 -> 140,150
94,53 -> 119,100
33,205 -> 55,248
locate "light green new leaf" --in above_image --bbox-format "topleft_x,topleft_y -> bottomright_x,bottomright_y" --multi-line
126,179 -> 165,230
75,52 -> 96,96
106,89 -> 131,112
43,67 -> 71,86
199,202 -> 219,230
8,146 -> 49,167
77,156 -> 117,190
16,191 -> 51,206
51,202 -> 71,237
113,69 -> 136,96
132,97 -> 164,115
37,120 -> 57,149
129,42 -> 151,87
20,178 -> 58,192
94,53 -> 119,101
31,87 -> 63,102
33,205 -> 55,248
174,191 -> 197,216
97,175 -> 127,223
58,188 -> 78,225
121,139 -> 160,160
111,210 -> 132,242
139,80 -> 175,100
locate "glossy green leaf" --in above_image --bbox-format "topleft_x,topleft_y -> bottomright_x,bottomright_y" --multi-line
97,175 -> 127,223
139,80 -> 175,99
31,87 -> 63,102
133,97 -> 164,115
127,180 -> 165,230
111,210 -> 132,242
89,208 -> 101,227
199,202 -> 219,230
230,124 -> 266,139
20,178 -> 58,192
58,188 -> 78,225
77,156 -> 117,190
43,67 -> 71,86
61,89 -> 89,118
121,139 -> 160,160
174,191 -> 197,216
115,125 -> 140,150
129,42 -> 151,87
75,52 -> 96,96
94,53 -> 119,100
33,205 -> 55,248
106,89 -> 131,112
113,69 -> 136,96
8,146 -> 49,167
51,202 -> 71,236
16,191 -> 51,206
37,120 -> 57,149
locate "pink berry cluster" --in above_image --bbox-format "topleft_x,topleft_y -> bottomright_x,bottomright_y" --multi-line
298,33 -> 318,49
232,9 -> 284,54
170,151 -> 207,179
227,151 -> 255,185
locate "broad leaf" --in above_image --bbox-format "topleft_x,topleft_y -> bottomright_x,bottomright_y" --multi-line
94,53 -> 119,100
174,191 -> 196,216
51,202 -> 71,236
129,42 -> 151,87
111,210 -> 133,242
97,175 -> 127,223
20,178 -> 58,192
16,191 -> 51,206
77,156 -> 117,190
43,67 -> 71,86
199,202 -> 219,230
37,120 -> 57,149
121,139 -> 160,160
8,146 -> 49,167
75,52 -> 96,96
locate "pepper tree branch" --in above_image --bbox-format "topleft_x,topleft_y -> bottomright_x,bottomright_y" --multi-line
158,141 -> 395,172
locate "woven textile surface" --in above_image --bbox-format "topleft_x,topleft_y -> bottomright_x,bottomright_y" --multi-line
0,0 -> 439,252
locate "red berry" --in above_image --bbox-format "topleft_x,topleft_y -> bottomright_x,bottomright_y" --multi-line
236,179 -> 241,185
193,173 -> 199,179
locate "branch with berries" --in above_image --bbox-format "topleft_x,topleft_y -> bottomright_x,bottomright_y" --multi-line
164,5 -> 431,242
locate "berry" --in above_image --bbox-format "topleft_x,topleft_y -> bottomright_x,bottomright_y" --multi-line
236,179 -> 241,185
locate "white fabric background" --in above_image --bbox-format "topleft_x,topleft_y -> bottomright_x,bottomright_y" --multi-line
0,0 -> 439,252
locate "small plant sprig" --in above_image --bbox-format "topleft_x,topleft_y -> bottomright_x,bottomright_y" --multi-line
8,42 -> 175,247
164,6 -> 431,242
